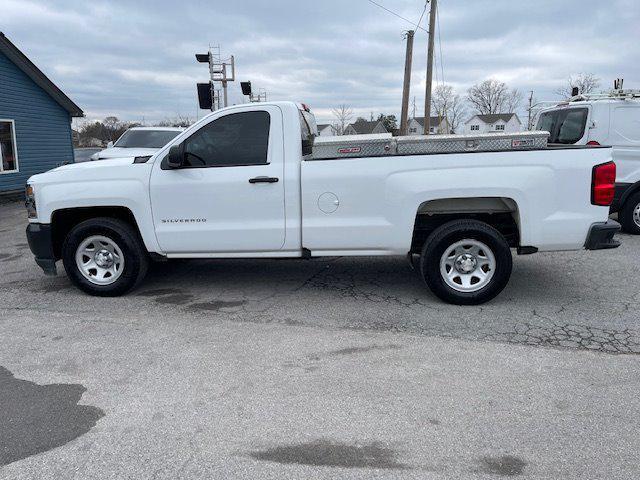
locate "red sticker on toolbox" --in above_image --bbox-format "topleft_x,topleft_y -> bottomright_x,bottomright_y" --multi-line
338,147 -> 361,154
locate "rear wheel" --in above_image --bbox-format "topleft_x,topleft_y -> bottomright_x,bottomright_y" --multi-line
420,220 -> 513,305
62,218 -> 149,296
619,191 -> 640,235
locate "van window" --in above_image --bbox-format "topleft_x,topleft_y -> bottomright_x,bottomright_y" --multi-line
557,109 -> 588,144
536,108 -> 588,144
536,111 -> 557,135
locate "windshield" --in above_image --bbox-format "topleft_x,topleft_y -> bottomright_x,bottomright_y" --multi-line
114,130 -> 181,149
536,108 -> 588,144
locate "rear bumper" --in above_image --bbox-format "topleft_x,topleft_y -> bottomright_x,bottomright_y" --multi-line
610,182 -> 632,213
26,223 -> 58,276
584,220 -> 621,251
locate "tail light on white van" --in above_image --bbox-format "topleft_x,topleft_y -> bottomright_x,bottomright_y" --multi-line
591,162 -> 616,206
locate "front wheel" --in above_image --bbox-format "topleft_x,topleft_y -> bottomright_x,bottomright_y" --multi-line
420,220 -> 513,305
62,218 -> 149,296
619,191 -> 640,235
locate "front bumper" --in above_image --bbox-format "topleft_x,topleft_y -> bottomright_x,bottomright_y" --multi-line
584,220 -> 621,251
26,224 -> 58,276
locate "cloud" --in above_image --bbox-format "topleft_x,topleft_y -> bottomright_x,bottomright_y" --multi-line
2,0 -> 638,124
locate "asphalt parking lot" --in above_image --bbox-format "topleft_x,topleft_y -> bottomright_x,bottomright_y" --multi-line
1,198 -> 639,479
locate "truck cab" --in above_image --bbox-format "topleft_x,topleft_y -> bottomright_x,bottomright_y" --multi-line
536,90 -> 640,233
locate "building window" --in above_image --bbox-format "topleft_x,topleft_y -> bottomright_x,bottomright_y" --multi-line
470,125 -> 480,131
429,127 -> 435,133
410,128 -> 417,133
496,125 -> 505,131
0,120 -> 18,173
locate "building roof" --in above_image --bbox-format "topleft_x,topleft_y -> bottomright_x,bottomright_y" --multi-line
347,120 -> 386,135
0,32 -> 84,117
412,116 -> 447,127
316,124 -> 332,131
466,113 -> 518,124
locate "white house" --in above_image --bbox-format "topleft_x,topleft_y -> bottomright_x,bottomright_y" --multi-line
407,116 -> 451,135
316,124 -> 337,137
463,114 -> 522,135
343,120 -> 388,136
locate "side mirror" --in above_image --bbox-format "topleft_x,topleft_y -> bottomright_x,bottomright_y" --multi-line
107,141 -> 114,148
166,144 -> 185,169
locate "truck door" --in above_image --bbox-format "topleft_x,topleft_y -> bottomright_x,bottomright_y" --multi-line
149,105 -> 286,254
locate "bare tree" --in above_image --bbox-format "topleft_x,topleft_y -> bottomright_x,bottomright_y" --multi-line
505,89 -> 524,114
555,73 -> 601,99
156,115 -> 194,128
102,116 -> 122,141
467,80 -> 508,115
467,80 -> 524,116
431,85 -> 467,133
77,117 -> 134,146
331,104 -> 353,136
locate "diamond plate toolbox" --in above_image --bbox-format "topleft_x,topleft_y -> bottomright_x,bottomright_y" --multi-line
312,134 -> 395,160
396,131 -> 549,155
311,131 -> 549,160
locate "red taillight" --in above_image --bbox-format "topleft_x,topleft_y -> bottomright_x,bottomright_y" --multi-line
587,141 -> 601,146
591,161 -> 616,206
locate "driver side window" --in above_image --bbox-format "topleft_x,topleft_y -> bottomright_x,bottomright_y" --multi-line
184,111 -> 271,167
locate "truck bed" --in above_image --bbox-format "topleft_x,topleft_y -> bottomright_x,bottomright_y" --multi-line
302,145 -> 614,256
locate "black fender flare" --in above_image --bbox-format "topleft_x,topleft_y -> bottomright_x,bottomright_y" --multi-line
612,181 -> 640,213
619,181 -> 640,208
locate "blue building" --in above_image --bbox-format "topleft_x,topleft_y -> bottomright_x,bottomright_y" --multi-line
0,32 -> 83,193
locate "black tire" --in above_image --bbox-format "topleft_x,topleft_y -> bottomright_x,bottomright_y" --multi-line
619,192 -> 640,235
420,220 -> 513,306
62,217 -> 149,297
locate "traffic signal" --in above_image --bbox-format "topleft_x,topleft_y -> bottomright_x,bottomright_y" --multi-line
197,82 -> 213,110
241,81 -> 252,97
195,53 -> 210,64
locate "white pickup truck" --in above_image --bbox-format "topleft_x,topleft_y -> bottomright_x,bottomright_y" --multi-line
25,102 -> 620,305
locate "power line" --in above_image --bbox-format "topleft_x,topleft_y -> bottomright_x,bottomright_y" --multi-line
416,1 -> 428,32
366,0 -> 429,33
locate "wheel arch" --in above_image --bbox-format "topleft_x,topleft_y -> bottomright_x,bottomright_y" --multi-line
410,197 -> 522,254
619,181 -> 640,209
50,206 -> 147,260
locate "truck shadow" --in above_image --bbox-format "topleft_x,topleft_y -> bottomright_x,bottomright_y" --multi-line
140,256 -> 606,315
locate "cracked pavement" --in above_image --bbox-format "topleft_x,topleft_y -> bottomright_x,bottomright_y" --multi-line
1,199 -> 639,479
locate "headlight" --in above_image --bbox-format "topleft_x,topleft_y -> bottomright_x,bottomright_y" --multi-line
25,184 -> 37,219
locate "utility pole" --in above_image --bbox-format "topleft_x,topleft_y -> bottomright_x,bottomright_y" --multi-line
400,30 -> 415,136
527,91 -> 534,130
424,0 -> 437,135
220,59 -> 236,108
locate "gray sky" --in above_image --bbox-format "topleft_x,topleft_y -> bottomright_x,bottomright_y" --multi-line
3,0 -> 639,124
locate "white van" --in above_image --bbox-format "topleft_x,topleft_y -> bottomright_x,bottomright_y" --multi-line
536,90 -> 640,234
